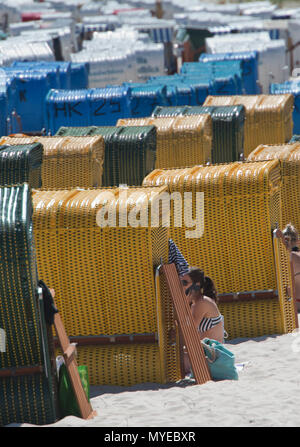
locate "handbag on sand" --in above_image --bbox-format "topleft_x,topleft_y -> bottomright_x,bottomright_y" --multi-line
201,338 -> 239,381
58,363 -> 90,418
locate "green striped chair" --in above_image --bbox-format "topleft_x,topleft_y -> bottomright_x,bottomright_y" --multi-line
0,183 -> 56,426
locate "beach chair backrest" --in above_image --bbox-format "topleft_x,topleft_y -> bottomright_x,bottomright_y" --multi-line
0,183 -> 56,426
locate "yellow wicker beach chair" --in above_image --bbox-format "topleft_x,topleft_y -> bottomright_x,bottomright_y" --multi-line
248,142 -> 300,234
117,115 -> 212,169
203,94 -> 293,157
143,161 -> 298,339
32,186 -> 181,386
0,136 -> 105,189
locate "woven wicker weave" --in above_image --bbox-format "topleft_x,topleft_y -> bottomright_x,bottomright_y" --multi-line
0,184 -> 56,426
0,143 -> 43,188
204,94 -> 294,157
248,142 -> 300,233
117,115 -> 212,169
55,126 -> 157,187
56,126 -> 98,136
55,126 -> 120,186
143,161 -> 297,339
32,186 -> 181,386
0,136 -> 105,189
152,105 -> 245,164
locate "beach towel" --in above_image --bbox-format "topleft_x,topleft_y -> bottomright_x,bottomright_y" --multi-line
168,239 -> 189,276
38,279 -> 59,325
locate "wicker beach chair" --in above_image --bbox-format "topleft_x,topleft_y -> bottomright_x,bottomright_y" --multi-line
32,186 -> 182,386
143,161 -> 298,339
0,183 -> 56,426
117,115 -> 212,169
0,143 -> 43,188
203,94 -> 294,157
0,136 -> 105,189
152,105 -> 245,164
55,125 -> 157,187
248,142 -> 300,237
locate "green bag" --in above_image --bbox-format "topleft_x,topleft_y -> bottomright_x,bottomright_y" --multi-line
58,363 -> 90,418
201,338 -> 239,381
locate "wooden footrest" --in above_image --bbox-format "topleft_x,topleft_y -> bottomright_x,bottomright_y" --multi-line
161,263 -> 211,385
54,311 -> 97,420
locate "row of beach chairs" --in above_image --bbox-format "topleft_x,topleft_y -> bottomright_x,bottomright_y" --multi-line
0,93 -> 299,425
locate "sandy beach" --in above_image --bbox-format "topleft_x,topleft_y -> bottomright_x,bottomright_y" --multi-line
9,314 -> 300,428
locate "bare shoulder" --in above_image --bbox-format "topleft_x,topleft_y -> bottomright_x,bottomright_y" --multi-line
203,296 -> 219,311
190,301 -> 205,323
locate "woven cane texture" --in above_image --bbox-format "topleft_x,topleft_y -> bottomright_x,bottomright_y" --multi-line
142,160 -> 292,339
32,186 -> 181,386
218,298 -> 283,340
0,143 -> 43,188
55,126 -> 118,186
248,142 -> 300,233
0,136 -> 105,189
56,126 -> 98,136
152,106 -> 190,117
0,374 -> 56,427
74,345 -> 162,386
204,94 -> 294,157
0,184 -> 56,426
143,161 -> 281,293
152,105 -> 245,164
55,125 -> 157,187
117,115 -> 212,169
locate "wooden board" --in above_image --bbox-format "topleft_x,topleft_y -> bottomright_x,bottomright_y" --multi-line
161,263 -> 211,385
54,312 -> 97,420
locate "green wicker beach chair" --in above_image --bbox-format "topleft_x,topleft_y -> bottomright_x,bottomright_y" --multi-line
56,125 -> 157,186
55,126 -> 98,136
0,143 -> 43,188
152,105 -> 245,163
0,183 -> 56,426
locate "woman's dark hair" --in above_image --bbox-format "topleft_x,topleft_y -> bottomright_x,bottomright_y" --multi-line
283,223 -> 299,244
187,267 -> 218,302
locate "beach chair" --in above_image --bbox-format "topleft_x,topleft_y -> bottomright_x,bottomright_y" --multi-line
117,115 -> 212,169
248,142 -> 300,241
0,136 -> 105,189
55,125 -> 157,187
32,186 -> 182,386
152,104 -> 245,164
0,184 -> 56,426
143,160 -> 298,339
0,142 -> 43,188
204,94 -> 293,157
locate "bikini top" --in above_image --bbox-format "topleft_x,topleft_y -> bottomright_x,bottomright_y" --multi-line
199,314 -> 223,333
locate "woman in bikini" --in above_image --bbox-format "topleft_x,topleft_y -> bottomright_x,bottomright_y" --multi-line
180,267 -> 225,374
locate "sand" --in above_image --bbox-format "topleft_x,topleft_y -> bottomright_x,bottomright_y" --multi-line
8,315 -> 300,428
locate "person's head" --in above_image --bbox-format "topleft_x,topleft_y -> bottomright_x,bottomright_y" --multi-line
283,223 -> 299,250
180,267 -> 217,302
